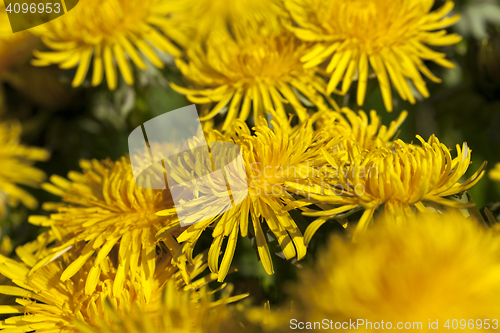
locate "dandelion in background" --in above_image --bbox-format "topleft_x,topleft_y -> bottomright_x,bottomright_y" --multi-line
167,0 -> 287,45
490,163 -> 500,182
285,0 -> 462,111
0,122 -> 49,220
31,0 -> 185,90
0,5 -> 38,74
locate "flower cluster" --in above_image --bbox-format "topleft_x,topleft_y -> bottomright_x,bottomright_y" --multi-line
0,1 -> 499,332
16,0 -> 460,115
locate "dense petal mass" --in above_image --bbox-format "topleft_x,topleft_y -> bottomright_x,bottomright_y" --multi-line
31,0 -> 184,90
0,1 -> 495,332
285,0 -> 462,111
313,107 -> 408,150
75,279 -> 249,333
0,122 -> 49,220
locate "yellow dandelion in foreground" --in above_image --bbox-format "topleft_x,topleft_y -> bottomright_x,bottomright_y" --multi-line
285,0 -> 462,111
172,23 -> 337,131
0,121 -> 49,219
0,246 -> 214,333
289,135 -> 486,241
28,156 -> 181,298
76,280 -> 250,333
31,0 -> 185,90
313,108 -> 408,150
156,117 -> 339,281
292,211 -> 500,331
490,163 -> 500,182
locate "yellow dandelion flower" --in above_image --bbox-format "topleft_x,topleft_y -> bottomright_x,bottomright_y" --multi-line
171,22 -> 338,131
28,156 -> 182,298
0,245 -> 214,333
292,211 -> 500,330
0,121 -> 49,219
285,0 -> 463,111
156,117 -> 339,281
313,107 -> 408,150
75,280 -> 249,333
490,163 -> 500,182
290,135 -> 486,242
31,0 -> 185,90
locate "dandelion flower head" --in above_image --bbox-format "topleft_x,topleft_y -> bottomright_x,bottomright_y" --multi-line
28,156 -> 182,299
285,0 -> 462,111
296,135 -> 486,242
32,0 -> 184,90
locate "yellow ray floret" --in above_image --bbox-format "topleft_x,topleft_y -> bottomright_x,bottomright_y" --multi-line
285,0 -> 462,111
31,0 -> 185,90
